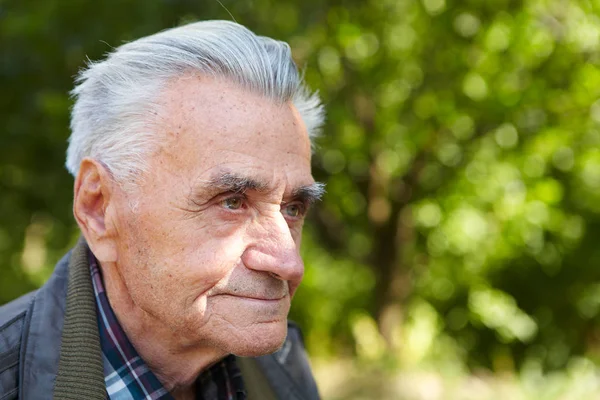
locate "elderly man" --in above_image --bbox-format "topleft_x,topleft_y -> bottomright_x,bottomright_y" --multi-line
0,20 -> 324,400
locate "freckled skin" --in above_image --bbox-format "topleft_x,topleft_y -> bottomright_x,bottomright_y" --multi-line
79,75 -> 314,392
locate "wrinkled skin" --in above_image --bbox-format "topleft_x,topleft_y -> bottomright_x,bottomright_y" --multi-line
74,75 -> 315,394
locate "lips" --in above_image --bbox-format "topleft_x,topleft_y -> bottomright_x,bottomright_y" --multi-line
223,293 -> 286,301
208,279 -> 289,302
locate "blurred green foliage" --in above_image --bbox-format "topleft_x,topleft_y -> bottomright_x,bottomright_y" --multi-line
3,0 -> 600,395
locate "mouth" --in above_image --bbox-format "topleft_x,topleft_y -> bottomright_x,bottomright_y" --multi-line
220,293 -> 287,302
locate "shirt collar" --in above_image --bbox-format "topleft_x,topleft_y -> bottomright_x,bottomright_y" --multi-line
88,251 -> 246,400
90,251 -> 173,399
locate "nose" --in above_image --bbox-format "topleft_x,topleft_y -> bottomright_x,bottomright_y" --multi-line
242,212 -> 304,289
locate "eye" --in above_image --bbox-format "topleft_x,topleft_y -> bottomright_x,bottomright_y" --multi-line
221,196 -> 245,210
282,203 -> 305,218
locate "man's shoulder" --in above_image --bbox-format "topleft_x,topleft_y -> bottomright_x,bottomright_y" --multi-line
0,245 -> 73,336
0,290 -> 37,357
0,245 -> 73,355
0,243 -> 73,332
0,290 -> 37,328
0,290 -> 37,398
0,246 -> 73,398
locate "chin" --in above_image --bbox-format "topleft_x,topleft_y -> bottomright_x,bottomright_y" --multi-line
229,320 -> 288,357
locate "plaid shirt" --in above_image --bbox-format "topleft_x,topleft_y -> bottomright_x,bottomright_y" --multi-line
89,252 -> 246,400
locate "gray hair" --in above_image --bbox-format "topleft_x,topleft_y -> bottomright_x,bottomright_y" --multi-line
66,20 -> 324,185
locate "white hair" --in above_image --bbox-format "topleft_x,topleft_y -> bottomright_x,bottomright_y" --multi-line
66,20 -> 324,185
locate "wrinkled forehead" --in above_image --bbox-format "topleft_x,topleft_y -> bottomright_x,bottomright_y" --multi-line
155,75 -> 311,155
146,75 -> 313,189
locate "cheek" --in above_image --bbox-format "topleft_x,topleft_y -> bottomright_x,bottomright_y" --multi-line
293,227 -> 303,247
286,218 -> 305,241
159,234 -> 249,296
117,202 -> 251,302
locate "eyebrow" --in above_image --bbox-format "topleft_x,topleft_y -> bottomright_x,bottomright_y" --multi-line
207,172 -> 270,193
200,171 -> 326,204
290,182 -> 326,206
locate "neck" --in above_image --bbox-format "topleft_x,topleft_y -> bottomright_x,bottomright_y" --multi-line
99,260 -> 227,397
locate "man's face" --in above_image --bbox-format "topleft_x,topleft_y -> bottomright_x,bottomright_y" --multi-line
108,75 -> 316,357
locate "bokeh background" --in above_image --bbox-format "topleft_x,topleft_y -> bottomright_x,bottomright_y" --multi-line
2,0 -> 600,399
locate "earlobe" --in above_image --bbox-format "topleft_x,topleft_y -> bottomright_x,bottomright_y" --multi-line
73,158 -> 118,262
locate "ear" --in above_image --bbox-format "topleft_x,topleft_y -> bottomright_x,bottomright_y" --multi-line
73,158 -> 118,262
